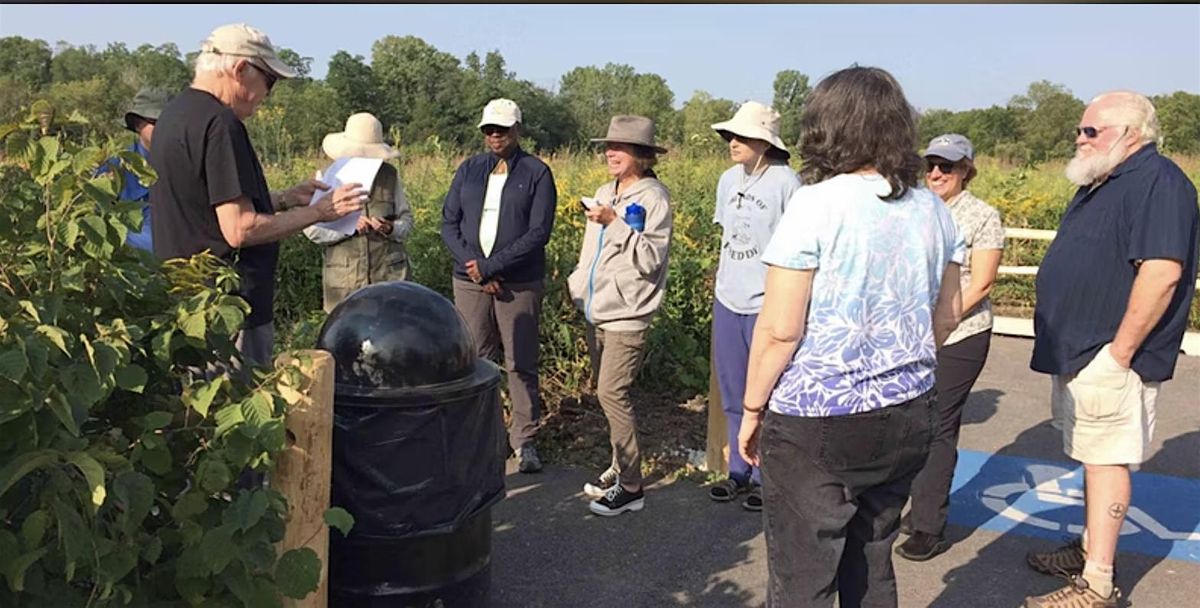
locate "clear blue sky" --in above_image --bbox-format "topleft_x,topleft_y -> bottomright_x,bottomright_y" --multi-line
2,4 -> 1197,112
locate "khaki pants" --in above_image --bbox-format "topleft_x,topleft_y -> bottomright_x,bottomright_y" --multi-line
1053,344 -> 1159,465
586,325 -> 648,487
452,278 -> 544,453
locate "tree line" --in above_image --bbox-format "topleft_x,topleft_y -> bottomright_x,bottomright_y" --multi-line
3,34 -> 1198,163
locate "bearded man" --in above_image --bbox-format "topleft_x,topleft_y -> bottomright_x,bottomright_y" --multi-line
1023,91 -> 1198,607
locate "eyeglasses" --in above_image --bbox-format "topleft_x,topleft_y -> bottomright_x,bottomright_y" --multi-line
1075,125 -> 1125,139
925,160 -> 957,174
246,62 -> 277,94
481,125 -> 511,137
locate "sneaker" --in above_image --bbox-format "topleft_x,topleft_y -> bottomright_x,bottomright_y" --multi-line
583,467 -> 618,498
1024,576 -> 1121,607
1027,537 -> 1087,577
895,531 -> 949,562
517,445 -> 542,474
589,484 -> 644,517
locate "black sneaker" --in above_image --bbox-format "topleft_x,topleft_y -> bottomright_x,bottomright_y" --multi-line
589,484 -> 644,517
583,467 -> 618,498
895,531 -> 949,562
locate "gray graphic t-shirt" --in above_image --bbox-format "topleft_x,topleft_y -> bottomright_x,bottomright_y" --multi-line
714,163 -> 802,313
944,190 -> 1006,346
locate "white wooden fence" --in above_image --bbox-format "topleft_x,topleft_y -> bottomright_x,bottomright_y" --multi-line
993,228 -> 1200,356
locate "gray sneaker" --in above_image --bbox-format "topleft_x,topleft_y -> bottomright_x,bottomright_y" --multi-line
518,445 -> 543,473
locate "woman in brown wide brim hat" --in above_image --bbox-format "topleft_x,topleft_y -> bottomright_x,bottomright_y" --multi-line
303,112 -> 413,312
567,114 -> 674,518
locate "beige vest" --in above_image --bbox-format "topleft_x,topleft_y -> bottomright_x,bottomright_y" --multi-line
321,163 -> 409,312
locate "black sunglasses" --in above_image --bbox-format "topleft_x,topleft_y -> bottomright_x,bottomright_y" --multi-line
246,62 -> 277,93
925,160 -> 957,174
481,125 -> 511,137
1075,125 -> 1124,139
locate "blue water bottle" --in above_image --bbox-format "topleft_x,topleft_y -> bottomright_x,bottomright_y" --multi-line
624,202 -> 646,232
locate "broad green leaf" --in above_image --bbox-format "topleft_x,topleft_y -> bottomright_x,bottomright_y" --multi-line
35,325 -> 69,354
65,452 -> 107,510
187,377 -> 222,418
174,575 -> 208,605
233,490 -> 269,532
324,507 -> 355,537
142,536 -> 163,564
139,411 -> 172,430
180,311 -> 206,340
17,301 -> 39,322
274,547 -> 321,599
38,136 -> 59,161
172,492 -> 208,520
0,348 -> 28,383
240,391 -> 273,438
213,403 -> 245,438
112,471 -> 154,532
58,219 -> 81,248
196,458 -> 231,494
0,449 -> 59,499
141,443 -> 171,475
20,510 -> 49,550
3,548 -> 47,592
199,523 -> 238,575
60,363 -> 104,412
51,498 -> 94,582
114,364 -> 147,393
97,546 -> 137,584
46,388 -> 80,436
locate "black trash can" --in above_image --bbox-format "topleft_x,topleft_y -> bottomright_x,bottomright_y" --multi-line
317,281 -> 505,607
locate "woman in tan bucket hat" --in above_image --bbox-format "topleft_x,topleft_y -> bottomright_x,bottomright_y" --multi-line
303,112 -> 413,312
706,101 -> 801,512
567,115 -> 674,517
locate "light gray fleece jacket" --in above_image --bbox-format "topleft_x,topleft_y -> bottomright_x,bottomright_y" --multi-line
568,176 -> 673,331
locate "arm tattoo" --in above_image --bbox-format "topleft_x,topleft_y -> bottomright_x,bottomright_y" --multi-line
1108,503 -> 1128,520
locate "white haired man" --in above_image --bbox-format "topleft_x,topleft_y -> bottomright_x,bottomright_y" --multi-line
1024,91 -> 1198,607
149,23 -> 364,366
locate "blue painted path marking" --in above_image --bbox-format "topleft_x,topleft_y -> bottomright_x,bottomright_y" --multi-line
947,449 -> 1200,562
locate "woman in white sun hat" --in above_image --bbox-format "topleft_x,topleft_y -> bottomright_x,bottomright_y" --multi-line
304,112 -> 413,312
706,101 -> 801,512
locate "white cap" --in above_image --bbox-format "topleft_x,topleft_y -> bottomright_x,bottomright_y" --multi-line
201,23 -> 297,79
478,98 -> 522,128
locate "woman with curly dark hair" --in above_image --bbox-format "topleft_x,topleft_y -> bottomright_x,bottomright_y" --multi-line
737,66 -> 966,607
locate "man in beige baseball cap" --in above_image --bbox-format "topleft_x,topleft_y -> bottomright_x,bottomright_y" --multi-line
148,22 -> 363,372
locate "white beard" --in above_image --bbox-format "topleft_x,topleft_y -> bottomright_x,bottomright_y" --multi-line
1064,141 -> 1128,187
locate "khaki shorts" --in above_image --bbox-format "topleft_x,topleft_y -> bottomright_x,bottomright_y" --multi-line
1052,344 -> 1159,465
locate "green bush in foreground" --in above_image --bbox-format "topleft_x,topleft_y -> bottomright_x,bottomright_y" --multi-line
0,104 -> 349,607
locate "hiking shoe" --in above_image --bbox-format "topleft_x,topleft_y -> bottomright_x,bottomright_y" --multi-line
583,467 -> 618,498
517,445 -> 542,473
895,531 -> 949,562
1027,537 -> 1086,577
1024,576 -> 1121,607
589,484 -> 644,517
741,485 -> 763,512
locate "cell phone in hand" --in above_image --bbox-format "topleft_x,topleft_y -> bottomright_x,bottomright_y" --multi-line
581,197 -> 599,211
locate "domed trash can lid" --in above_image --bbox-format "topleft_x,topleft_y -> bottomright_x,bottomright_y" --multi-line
316,281 -> 496,401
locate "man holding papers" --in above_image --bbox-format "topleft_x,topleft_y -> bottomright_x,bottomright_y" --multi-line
150,23 -> 363,366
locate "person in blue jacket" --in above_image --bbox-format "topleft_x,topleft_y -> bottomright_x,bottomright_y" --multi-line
441,98 -> 559,474
100,87 -> 172,253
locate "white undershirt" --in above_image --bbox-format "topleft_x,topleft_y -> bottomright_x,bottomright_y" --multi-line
479,173 -> 508,257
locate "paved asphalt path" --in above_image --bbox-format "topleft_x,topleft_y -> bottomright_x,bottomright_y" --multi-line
489,336 -> 1200,607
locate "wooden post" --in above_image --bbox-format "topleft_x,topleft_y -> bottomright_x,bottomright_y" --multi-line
705,333 -> 728,476
273,350 -> 336,608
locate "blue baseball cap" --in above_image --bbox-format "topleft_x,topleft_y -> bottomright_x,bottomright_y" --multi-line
922,133 -> 974,162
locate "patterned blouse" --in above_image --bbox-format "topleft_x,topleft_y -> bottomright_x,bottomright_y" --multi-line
942,190 -> 1005,346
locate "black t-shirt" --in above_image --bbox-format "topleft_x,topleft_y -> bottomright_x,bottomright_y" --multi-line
149,88 -> 279,328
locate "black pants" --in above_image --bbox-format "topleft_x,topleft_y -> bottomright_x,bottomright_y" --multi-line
907,331 -> 992,536
761,390 -> 937,608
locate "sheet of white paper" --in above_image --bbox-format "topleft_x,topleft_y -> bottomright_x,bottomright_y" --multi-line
308,157 -> 384,235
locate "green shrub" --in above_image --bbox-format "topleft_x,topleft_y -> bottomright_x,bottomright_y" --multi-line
0,104 -> 345,607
